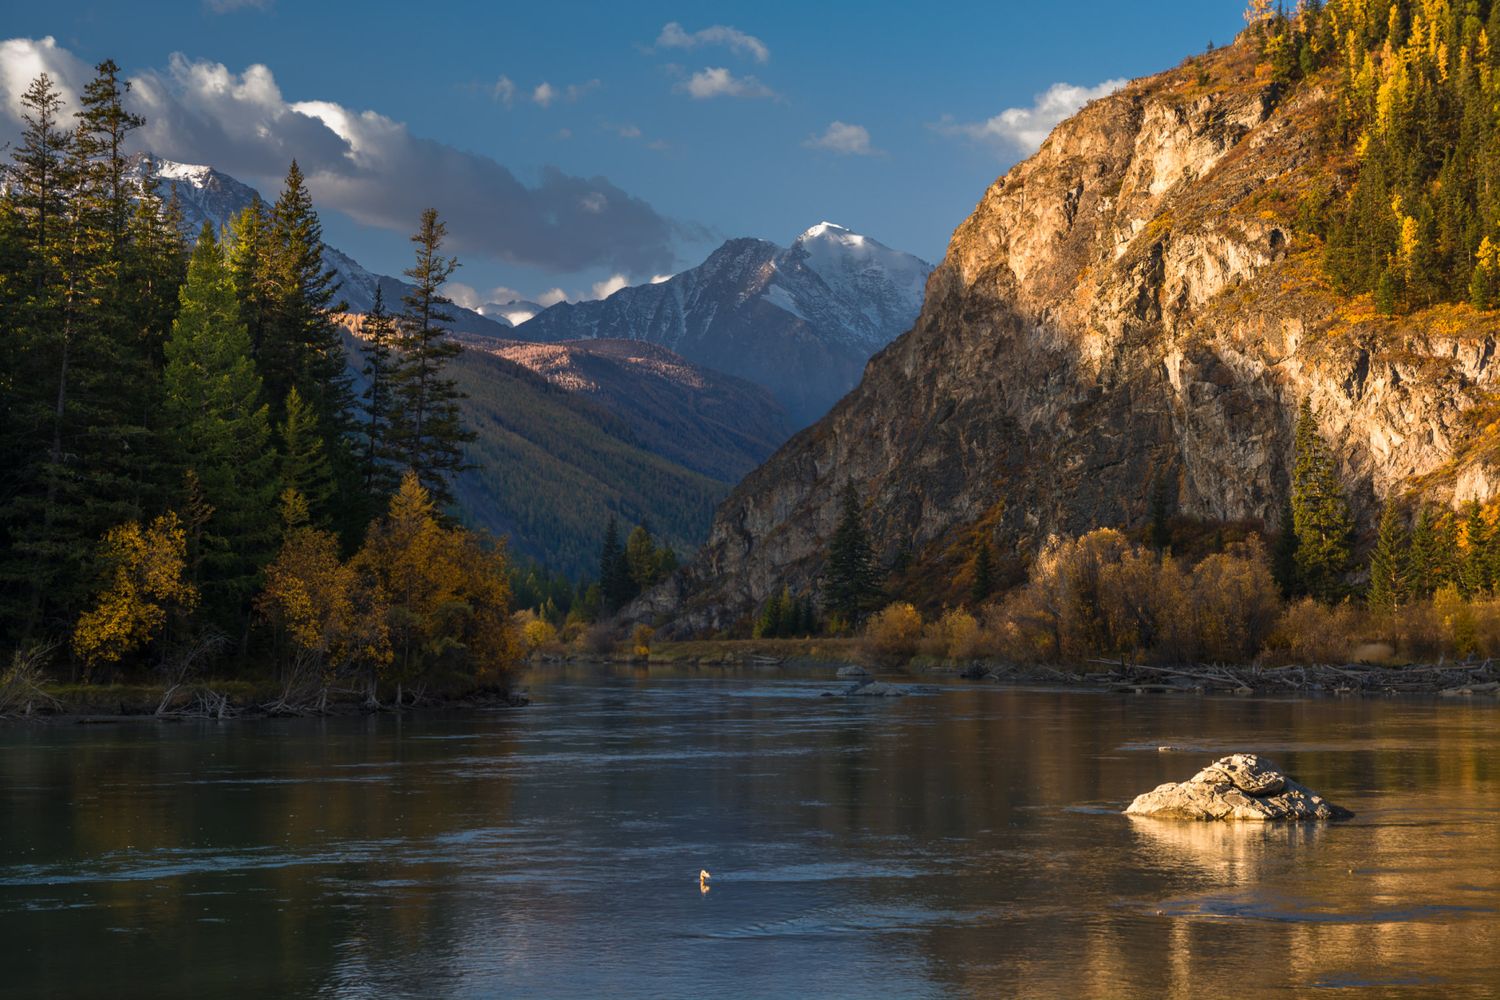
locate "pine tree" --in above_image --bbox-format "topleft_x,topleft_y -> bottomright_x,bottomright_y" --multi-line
1459,501 -> 1491,599
162,225 -> 278,620
225,198 -> 275,360
971,538 -> 995,606
266,160 -> 353,432
1366,499 -> 1408,614
1290,400 -> 1353,601
823,482 -> 879,625
358,285 -> 401,504
1145,472 -> 1174,550
391,209 -> 474,510
1406,504 -> 1446,600
278,386 -> 337,527
598,517 -> 636,612
1271,495 -> 1301,599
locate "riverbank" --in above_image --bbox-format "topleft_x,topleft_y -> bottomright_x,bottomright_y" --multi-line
569,639 -> 1500,699
0,678 -> 529,724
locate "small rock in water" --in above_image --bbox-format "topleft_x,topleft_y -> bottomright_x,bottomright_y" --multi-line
1124,753 -> 1352,821
845,681 -> 903,698
1157,745 -> 1180,753
836,665 -> 872,680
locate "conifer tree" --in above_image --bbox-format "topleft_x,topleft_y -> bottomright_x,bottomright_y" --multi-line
598,517 -> 635,612
1406,504 -> 1446,600
823,482 -> 880,625
226,198 -> 275,360
971,538 -> 995,606
1290,400 -> 1353,601
1459,501 -> 1491,599
162,225 -> 278,619
1366,499 -> 1408,614
278,386 -> 337,527
1271,494 -> 1301,598
266,160 -> 353,433
358,285 -> 401,504
391,209 -> 474,509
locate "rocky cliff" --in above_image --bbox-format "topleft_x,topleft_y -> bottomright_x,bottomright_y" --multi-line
644,40 -> 1500,634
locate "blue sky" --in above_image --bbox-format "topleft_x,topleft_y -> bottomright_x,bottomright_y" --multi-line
3,0 -> 1247,307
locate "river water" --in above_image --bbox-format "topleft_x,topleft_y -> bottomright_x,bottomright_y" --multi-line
2,664 -> 1498,997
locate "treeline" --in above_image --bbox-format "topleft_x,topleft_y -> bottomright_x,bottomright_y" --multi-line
508,516 -> 677,648
0,65 -> 512,699
1250,0 -> 1500,311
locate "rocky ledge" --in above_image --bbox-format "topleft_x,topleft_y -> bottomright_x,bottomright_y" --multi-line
1124,754 -> 1352,821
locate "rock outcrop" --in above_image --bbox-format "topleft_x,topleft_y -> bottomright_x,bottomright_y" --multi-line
639,39 -> 1500,635
1124,754 -> 1351,821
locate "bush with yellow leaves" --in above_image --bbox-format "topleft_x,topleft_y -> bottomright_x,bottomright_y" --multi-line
72,512 -> 198,674
862,602 -> 924,660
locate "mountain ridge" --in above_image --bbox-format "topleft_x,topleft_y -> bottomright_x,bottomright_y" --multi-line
636,34 -> 1500,634
512,223 -> 932,426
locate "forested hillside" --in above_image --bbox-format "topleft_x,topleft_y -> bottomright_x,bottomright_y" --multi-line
645,0 -> 1500,649
0,64 -> 517,697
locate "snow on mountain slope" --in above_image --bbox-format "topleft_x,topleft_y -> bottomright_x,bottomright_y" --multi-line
513,226 -> 933,425
128,154 -> 510,336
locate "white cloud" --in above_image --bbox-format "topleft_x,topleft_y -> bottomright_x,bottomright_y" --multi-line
0,39 -> 680,275
490,75 -> 516,106
609,123 -> 642,139
650,273 -> 673,284
679,67 -> 774,100
0,36 -> 88,126
803,121 -> 877,156
537,288 -> 569,307
532,79 -> 598,108
443,281 -> 482,310
656,22 -> 769,64
934,79 -> 1127,156
589,274 -> 629,300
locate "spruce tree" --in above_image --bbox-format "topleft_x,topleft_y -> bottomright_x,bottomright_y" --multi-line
1366,499 -> 1408,614
971,538 -> 995,606
1459,501 -> 1491,599
823,482 -> 879,626
1290,400 -> 1353,601
278,386 -> 337,527
598,517 -> 636,612
1145,472 -> 1174,550
1271,494 -> 1300,598
1406,504 -> 1445,600
391,209 -> 474,510
162,225 -> 278,620
358,285 -> 401,504
266,160 -> 353,432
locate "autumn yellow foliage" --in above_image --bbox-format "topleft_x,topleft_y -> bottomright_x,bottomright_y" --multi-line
72,513 -> 197,670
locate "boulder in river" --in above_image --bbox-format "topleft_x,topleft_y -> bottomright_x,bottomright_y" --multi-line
845,681 -> 903,698
1124,753 -> 1352,821
836,665 -> 872,680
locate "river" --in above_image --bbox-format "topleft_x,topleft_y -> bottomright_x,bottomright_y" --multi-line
3,664 -> 1498,997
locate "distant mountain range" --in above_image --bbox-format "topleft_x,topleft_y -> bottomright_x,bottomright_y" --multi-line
128,155 -> 517,338
513,223 -> 932,426
133,154 -> 802,575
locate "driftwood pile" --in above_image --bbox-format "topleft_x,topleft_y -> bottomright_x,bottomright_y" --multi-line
981,658 -> 1500,697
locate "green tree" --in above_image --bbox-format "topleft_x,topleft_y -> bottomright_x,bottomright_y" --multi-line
162,225 -> 279,620
279,386 -> 337,527
1406,504 -> 1446,600
971,538 -> 995,606
1459,501 -> 1491,599
391,209 -> 474,509
823,482 -> 880,625
1271,494 -> 1300,598
598,517 -> 635,612
358,285 -> 401,505
1290,400 -> 1352,601
1366,499 -> 1408,614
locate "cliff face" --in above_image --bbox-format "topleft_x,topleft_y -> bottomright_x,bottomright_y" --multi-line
645,42 -> 1500,634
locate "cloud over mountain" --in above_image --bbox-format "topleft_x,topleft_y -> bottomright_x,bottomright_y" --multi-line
0,36 -> 680,277
934,79 -> 1127,155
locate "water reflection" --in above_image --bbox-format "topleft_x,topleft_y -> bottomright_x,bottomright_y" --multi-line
1,668 -> 1498,997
